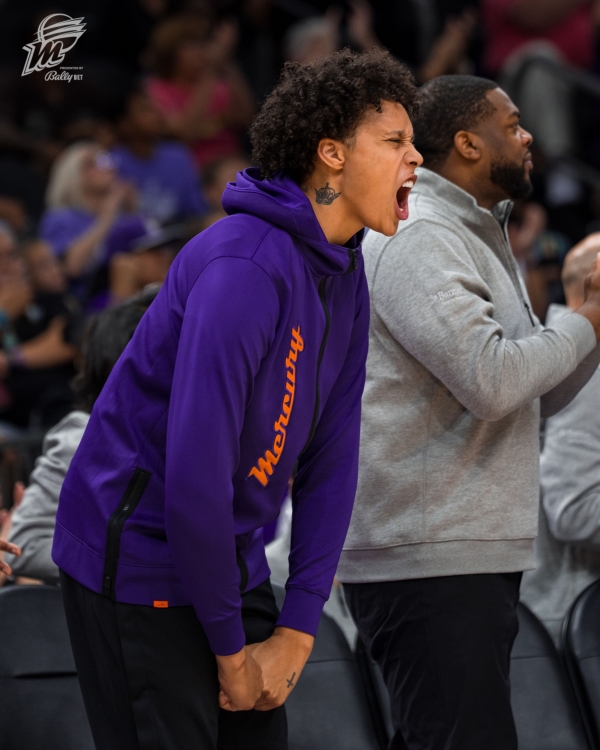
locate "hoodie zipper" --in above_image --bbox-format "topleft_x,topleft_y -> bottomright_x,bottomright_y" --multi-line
496,220 -> 536,329
300,278 -> 331,455
102,468 -> 151,598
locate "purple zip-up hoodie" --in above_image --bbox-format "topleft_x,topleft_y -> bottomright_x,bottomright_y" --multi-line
53,168 -> 369,655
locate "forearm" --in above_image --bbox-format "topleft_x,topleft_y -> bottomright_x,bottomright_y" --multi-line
508,0 -> 587,32
18,338 -> 77,369
166,77 -> 223,140
64,216 -> 113,277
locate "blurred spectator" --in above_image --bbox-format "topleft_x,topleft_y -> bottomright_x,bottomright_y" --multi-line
200,154 -> 250,228
111,85 -> 209,224
145,15 -> 255,168
482,0 -> 597,158
0,482 -> 23,587
508,200 -> 572,321
0,226 -> 78,437
39,142 -> 148,308
0,231 -> 79,433
283,1 -> 476,79
5,287 -> 159,583
110,227 -> 183,302
521,233 -> 600,645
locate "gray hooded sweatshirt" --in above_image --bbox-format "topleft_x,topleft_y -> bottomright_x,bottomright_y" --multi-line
520,304 -> 600,645
338,168 -> 600,583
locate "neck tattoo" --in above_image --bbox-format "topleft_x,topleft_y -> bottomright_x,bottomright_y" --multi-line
315,183 -> 341,205
286,672 -> 296,689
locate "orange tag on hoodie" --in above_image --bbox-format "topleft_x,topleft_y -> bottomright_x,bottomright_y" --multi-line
153,601 -> 169,608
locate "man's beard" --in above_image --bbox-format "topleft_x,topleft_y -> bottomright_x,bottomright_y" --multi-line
489,155 -> 532,200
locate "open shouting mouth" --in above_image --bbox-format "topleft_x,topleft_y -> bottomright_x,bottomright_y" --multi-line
395,174 -> 417,221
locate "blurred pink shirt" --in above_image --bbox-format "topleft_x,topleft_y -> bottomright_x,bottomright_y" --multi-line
482,0 -> 594,74
147,76 -> 241,168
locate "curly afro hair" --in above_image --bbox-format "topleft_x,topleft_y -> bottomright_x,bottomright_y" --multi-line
414,75 -> 498,171
250,48 -> 419,185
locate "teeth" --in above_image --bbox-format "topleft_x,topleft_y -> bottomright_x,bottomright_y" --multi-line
401,181 -> 414,188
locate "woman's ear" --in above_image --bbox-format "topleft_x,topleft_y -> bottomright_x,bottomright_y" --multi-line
453,130 -> 483,162
315,137 -> 346,171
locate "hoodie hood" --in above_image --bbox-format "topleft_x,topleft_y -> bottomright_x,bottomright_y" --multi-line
222,167 -> 362,277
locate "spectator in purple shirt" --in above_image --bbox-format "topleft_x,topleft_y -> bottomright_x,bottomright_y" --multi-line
111,86 -> 209,224
39,142 -> 147,307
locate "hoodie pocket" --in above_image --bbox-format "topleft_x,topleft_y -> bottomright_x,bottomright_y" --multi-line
102,468 -> 152,599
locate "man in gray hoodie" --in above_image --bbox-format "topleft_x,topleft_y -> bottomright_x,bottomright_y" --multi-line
521,234 -> 600,646
337,75 -> 600,750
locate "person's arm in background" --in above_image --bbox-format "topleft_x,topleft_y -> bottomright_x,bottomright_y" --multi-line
165,256 -> 279,709
249,262 -> 370,711
41,183 -> 135,279
372,223 -> 600,422
540,368 -> 600,545
5,413 -> 88,582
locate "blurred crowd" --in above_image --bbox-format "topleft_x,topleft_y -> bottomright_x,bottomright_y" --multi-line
1,0 -> 600,470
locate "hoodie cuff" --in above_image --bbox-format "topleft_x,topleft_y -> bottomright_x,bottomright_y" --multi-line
200,612 -> 246,656
554,311 -> 598,362
276,586 -> 327,637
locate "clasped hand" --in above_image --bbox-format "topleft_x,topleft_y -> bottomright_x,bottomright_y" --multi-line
217,627 -> 314,712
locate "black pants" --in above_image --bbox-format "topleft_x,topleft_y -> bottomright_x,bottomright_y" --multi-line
60,571 -> 288,750
344,572 -> 522,750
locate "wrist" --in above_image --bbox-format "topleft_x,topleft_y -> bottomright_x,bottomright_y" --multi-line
216,647 -> 246,673
575,302 -> 600,340
273,626 -> 314,655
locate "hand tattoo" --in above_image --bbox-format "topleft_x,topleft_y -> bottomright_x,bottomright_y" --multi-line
315,183 -> 341,205
286,672 -> 296,689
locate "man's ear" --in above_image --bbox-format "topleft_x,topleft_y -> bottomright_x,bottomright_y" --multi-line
315,138 -> 346,172
453,130 -> 483,162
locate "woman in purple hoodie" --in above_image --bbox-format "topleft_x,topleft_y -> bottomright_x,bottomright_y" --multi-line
53,48 -> 422,750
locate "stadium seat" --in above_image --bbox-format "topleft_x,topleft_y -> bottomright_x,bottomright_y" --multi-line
511,602 -> 591,750
355,601 -> 590,750
0,585 -> 94,750
272,583 -> 383,750
563,580 -> 600,750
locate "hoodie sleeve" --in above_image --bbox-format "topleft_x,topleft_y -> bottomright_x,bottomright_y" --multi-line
372,222 -> 597,422
541,368 -> 600,546
165,257 -> 279,655
277,264 -> 369,637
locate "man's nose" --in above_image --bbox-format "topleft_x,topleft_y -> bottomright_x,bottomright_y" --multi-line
521,127 -> 533,148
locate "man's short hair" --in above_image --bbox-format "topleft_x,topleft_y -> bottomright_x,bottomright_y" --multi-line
414,75 -> 498,171
250,48 -> 419,185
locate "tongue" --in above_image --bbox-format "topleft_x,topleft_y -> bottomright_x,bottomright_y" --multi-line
396,189 -> 410,221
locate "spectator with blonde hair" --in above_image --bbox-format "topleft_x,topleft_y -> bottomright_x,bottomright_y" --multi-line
145,14 -> 254,168
39,142 -> 147,308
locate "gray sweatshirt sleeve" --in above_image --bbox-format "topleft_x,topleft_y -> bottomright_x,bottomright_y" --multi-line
6,412 -> 88,583
540,343 -> 600,418
372,223 -> 597,422
540,370 -> 600,545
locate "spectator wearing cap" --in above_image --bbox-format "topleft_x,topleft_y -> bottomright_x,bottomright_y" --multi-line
39,142 -> 147,309
110,85 -> 209,225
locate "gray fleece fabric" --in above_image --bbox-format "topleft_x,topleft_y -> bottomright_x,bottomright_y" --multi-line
338,168 -> 600,584
6,410 -> 88,583
521,305 -> 600,646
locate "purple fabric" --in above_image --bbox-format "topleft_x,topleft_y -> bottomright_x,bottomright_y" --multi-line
53,168 -> 369,655
111,142 -> 208,223
39,208 -> 147,303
